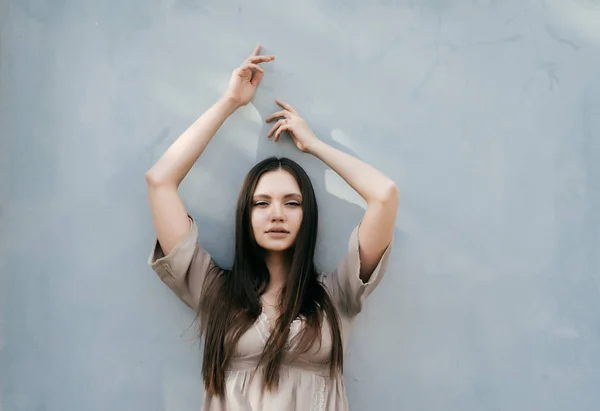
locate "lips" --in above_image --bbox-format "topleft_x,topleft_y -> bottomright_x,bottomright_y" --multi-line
266,228 -> 289,233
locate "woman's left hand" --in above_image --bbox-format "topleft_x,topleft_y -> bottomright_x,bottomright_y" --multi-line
265,100 -> 321,153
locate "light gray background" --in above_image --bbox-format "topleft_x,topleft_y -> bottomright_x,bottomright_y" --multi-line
1,0 -> 599,410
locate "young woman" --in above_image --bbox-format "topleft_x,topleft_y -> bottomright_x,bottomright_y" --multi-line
145,45 -> 399,411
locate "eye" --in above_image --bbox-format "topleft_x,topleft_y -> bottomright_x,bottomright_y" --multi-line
285,201 -> 301,207
253,201 -> 269,207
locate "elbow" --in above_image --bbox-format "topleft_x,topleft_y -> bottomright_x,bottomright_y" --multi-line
373,180 -> 400,206
145,169 -> 174,188
145,170 -> 160,186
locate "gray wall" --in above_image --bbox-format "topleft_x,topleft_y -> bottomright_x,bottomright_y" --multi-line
1,0 -> 599,410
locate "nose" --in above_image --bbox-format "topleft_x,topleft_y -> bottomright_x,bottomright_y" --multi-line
270,203 -> 285,222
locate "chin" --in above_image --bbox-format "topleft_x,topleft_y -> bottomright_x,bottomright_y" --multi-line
257,236 -> 296,252
260,242 -> 294,252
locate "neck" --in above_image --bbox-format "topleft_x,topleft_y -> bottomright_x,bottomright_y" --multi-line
263,250 -> 291,294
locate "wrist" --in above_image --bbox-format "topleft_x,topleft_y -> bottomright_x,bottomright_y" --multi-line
219,94 -> 244,113
306,139 -> 327,156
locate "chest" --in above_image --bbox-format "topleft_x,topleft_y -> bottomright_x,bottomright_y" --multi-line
231,309 -> 333,365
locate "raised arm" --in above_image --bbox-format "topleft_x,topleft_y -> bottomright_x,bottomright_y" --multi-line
310,144 -> 397,282
266,99 -> 398,283
145,45 -> 274,255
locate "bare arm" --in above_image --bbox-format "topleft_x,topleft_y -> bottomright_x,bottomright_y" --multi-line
145,97 -> 239,255
266,100 -> 399,282
308,141 -> 398,281
146,45 -> 275,255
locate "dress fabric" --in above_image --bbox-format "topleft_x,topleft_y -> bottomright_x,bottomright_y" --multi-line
148,215 -> 393,411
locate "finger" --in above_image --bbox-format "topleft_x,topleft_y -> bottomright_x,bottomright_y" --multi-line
274,124 -> 291,142
248,55 -> 275,64
250,44 -> 261,57
267,119 -> 287,138
265,110 -> 291,123
276,99 -> 297,114
251,69 -> 264,87
239,63 -> 264,74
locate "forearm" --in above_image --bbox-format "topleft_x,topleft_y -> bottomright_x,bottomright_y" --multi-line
309,140 -> 399,204
145,96 -> 240,186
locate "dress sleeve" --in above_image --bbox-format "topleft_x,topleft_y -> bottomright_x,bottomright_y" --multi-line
321,224 -> 393,318
148,214 -> 222,310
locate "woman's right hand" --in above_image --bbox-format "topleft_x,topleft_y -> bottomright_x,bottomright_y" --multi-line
224,44 -> 275,107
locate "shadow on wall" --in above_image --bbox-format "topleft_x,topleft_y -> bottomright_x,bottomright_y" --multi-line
247,98 -> 405,273
137,43 -> 408,288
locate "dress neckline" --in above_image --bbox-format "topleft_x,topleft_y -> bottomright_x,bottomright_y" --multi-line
256,307 -> 303,345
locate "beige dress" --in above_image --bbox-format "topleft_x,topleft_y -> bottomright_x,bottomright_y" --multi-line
149,215 -> 393,411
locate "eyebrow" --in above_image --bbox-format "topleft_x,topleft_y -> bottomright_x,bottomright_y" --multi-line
252,193 -> 302,200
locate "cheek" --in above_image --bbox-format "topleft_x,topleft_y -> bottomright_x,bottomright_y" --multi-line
250,210 -> 259,231
291,209 -> 303,229
251,209 -> 267,231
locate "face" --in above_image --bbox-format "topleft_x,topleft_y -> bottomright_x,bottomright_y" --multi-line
251,169 -> 303,252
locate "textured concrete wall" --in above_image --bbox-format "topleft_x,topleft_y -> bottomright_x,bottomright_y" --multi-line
1,0 -> 599,410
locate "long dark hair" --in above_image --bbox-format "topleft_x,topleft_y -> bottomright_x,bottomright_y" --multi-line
198,157 -> 344,396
